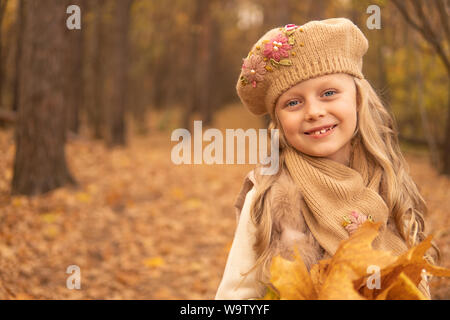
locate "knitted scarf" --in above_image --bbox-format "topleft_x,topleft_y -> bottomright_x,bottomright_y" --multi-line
283,139 -> 409,257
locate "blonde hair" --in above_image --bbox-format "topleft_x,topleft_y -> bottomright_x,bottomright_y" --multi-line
245,76 -> 440,284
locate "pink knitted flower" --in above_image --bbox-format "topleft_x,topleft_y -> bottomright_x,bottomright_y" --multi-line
343,211 -> 370,235
242,54 -> 267,88
263,33 -> 291,62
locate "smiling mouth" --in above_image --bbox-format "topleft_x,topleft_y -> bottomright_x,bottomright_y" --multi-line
304,124 -> 338,136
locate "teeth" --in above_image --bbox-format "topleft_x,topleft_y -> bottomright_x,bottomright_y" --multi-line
309,125 -> 334,135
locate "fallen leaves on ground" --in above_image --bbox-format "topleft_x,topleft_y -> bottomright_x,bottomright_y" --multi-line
0,108 -> 449,299
263,222 -> 450,300
0,126 -> 254,299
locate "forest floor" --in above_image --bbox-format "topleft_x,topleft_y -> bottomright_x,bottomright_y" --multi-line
0,106 -> 449,299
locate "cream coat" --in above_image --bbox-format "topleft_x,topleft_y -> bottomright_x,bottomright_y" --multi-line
214,185 -> 264,299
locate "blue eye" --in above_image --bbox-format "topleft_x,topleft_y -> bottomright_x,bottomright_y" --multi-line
286,100 -> 300,108
323,90 -> 336,97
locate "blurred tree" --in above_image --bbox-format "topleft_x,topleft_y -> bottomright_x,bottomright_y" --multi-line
306,0 -> 331,20
183,0 -> 217,128
65,0 -> 84,135
182,0 -> 202,129
149,0 -> 171,111
0,0 -> 16,126
392,0 -> 450,174
262,0 -> 291,27
11,0 -> 22,114
106,0 -> 134,147
12,0 -> 76,195
85,0 -> 106,139
359,0 -> 392,108
0,0 -> 8,109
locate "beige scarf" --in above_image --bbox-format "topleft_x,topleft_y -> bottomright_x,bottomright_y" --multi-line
283,140 -> 409,257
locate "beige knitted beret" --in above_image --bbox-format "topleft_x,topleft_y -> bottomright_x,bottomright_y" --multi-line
236,18 -> 369,116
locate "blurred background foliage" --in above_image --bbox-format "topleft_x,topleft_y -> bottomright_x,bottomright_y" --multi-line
1,0 -> 448,189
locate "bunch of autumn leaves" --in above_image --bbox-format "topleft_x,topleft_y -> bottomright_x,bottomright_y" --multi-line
263,222 -> 450,300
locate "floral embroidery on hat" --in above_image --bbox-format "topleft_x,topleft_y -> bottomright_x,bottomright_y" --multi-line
240,23 -> 302,88
241,54 -> 267,88
263,33 -> 291,62
342,211 -> 374,235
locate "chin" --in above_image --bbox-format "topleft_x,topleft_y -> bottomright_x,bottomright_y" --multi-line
304,144 -> 345,158
308,150 -> 336,157
294,146 -> 333,158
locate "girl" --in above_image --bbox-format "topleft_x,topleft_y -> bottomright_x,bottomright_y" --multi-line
215,18 -> 439,300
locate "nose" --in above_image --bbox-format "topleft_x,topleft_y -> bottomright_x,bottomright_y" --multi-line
304,101 -> 326,121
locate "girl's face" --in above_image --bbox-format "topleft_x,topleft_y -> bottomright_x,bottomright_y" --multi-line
275,73 -> 358,165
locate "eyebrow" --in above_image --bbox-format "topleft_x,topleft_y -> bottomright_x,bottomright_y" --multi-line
308,79 -> 341,90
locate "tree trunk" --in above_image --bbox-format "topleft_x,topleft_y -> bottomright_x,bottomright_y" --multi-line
306,0 -> 329,21
263,0 -> 291,27
182,0 -> 203,129
182,0 -> 216,128
0,0 -> 8,109
92,0 -> 104,139
198,0 -> 213,126
205,13 -> 222,125
106,0 -> 133,147
152,51 -> 168,109
65,0 -> 84,135
84,0 -> 105,139
12,0 -> 23,113
12,0 -> 76,195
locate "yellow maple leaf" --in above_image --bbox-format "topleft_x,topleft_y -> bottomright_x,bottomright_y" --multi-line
44,225 -> 60,239
263,222 -> 450,300
268,247 -> 318,300
375,272 -> 428,300
40,212 -> 60,224
11,197 -> 23,207
170,187 -> 185,201
184,198 -> 202,209
309,258 -> 329,293
76,192 -> 91,203
143,256 -> 165,268
317,222 -> 396,300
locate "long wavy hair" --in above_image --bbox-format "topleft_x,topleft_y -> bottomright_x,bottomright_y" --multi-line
244,76 -> 440,284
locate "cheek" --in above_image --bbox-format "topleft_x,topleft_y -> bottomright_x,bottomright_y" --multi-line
280,116 -> 302,137
336,101 -> 358,130
341,110 -> 357,128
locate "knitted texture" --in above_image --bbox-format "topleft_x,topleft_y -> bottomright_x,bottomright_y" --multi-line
283,139 -> 409,257
236,18 -> 369,116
